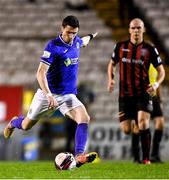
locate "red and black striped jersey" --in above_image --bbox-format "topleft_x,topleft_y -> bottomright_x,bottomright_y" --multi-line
111,40 -> 162,97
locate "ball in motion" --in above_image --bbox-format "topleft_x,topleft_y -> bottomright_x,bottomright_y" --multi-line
54,152 -> 76,170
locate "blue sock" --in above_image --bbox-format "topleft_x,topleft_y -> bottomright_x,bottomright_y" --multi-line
75,123 -> 88,156
11,115 -> 24,129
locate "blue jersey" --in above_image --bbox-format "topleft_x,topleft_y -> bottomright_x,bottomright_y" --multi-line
41,35 -> 83,95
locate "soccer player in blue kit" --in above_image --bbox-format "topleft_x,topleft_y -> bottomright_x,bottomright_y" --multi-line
4,15 -> 98,167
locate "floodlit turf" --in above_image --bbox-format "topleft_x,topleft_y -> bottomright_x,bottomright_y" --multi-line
0,160 -> 168,179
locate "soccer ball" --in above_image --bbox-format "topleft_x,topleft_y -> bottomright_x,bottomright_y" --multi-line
54,152 -> 76,170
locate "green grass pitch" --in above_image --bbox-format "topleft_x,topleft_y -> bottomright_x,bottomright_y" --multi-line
0,160 -> 168,179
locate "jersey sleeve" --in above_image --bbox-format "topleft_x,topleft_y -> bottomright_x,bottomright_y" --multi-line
151,47 -> 162,68
111,43 -> 119,64
41,41 -> 55,66
77,35 -> 83,48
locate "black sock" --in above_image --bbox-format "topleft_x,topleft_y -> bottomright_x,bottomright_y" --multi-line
151,129 -> 163,157
140,129 -> 151,160
131,133 -> 140,161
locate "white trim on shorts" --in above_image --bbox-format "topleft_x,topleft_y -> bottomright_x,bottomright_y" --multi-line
27,89 -> 84,120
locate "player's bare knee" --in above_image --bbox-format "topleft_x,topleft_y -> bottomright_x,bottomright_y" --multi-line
123,129 -> 131,135
155,117 -> 164,130
133,127 -> 140,134
138,118 -> 149,130
21,118 -> 36,130
133,125 -> 139,134
120,120 -> 131,134
121,126 -> 131,134
80,115 -> 90,124
156,121 -> 164,130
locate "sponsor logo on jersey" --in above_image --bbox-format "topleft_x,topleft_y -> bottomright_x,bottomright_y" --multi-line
157,56 -> 162,63
122,57 -> 144,65
63,49 -> 68,53
42,51 -> 51,58
64,58 -> 71,67
122,48 -> 130,52
76,42 -> 80,49
64,58 -> 78,67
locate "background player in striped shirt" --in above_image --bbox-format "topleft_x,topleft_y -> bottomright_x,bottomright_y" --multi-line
4,15 -> 98,167
107,18 -> 165,164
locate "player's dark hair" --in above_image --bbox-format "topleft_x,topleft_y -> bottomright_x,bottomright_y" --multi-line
62,15 -> 80,28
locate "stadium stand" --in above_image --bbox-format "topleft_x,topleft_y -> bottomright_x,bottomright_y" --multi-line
133,0 -> 169,63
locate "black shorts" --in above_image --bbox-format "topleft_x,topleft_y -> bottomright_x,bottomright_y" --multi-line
119,93 -> 153,122
151,95 -> 163,118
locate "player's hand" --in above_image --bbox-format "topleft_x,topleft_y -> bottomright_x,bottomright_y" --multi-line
146,82 -> 159,96
92,32 -> 98,38
107,79 -> 115,92
46,94 -> 58,109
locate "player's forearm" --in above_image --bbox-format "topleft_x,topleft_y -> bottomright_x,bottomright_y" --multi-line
157,68 -> 165,85
36,72 -> 52,96
36,62 -> 52,96
107,60 -> 115,81
151,65 -> 165,92
156,65 -> 165,85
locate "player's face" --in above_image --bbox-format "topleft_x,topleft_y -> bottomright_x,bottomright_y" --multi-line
129,19 -> 145,44
61,25 -> 79,44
